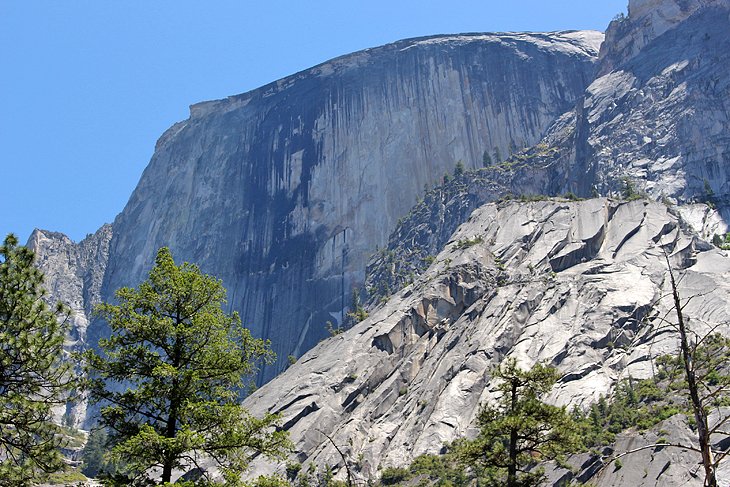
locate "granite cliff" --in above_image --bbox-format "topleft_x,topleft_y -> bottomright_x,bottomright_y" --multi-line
25,0 -> 730,482
244,198 -> 730,486
366,0 -> 730,300
32,31 -> 602,385
485,0 -> 730,207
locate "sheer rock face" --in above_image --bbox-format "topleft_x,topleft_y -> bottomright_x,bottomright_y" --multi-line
600,0 -> 730,73
93,31 -> 601,381
28,225 -> 112,349
244,199 -> 730,485
27,225 -> 112,427
499,0 -> 730,210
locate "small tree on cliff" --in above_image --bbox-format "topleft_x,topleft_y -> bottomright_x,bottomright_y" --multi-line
0,234 -> 74,486
457,359 -> 579,487
597,255 -> 730,487
84,248 -> 291,485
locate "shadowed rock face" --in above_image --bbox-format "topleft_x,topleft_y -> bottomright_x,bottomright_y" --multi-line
243,199 -> 730,485
47,31 -> 601,384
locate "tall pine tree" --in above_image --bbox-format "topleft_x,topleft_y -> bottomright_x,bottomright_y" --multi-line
84,247 -> 291,485
0,234 -> 74,486
457,359 -> 579,487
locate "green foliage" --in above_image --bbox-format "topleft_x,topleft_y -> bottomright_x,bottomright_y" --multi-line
81,428 -> 116,479
379,451 -> 468,486
455,359 -> 580,487
326,321 -> 343,337
45,468 -> 88,484
454,161 -> 465,177
285,462 -> 302,481
380,467 -> 410,485
574,375 -> 685,448
244,474 -> 290,487
454,236 -> 483,249
493,148 -> 502,164
346,288 -> 368,325
0,234 -> 76,486
621,177 -> 643,201
562,191 -> 582,201
712,232 -> 730,250
84,247 -> 292,485
409,453 -> 469,487
498,193 -> 549,203
482,151 -> 492,167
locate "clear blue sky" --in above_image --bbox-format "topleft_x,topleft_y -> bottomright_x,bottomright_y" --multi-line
0,1 -> 627,244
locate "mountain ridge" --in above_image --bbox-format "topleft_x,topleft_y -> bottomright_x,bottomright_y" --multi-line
32,28 -> 602,396
25,4 -> 730,484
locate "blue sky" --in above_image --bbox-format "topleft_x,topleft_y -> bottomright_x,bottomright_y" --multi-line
0,1 -> 627,243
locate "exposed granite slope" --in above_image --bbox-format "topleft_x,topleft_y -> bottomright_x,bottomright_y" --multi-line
493,0 -> 730,209
97,31 -> 601,382
243,198 -> 730,485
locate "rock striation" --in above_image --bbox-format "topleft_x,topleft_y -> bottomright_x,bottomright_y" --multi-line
243,198 -> 730,486
35,31 -> 602,385
23,4 -> 730,480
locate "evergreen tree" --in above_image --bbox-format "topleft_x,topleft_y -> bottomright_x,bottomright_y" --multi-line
81,428 -> 113,479
621,177 -> 641,200
454,160 -> 466,177
0,234 -> 74,486
346,288 -> 368,325
457,359 -> 579,487
493,148 -> 502,164
482,150 -> 492,167
84,248 -> 291,485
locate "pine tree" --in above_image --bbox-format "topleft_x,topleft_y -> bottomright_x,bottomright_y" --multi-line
663,257 -> 725,487
454,160 -> 466,177
84,247 -> 291,485
482,150 -> 492,167
493,147 -> 502,164
0,234 -> 74,486
457,359 -> 579,487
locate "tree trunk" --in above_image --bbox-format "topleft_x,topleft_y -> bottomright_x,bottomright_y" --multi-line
668,262 -> 717,487
507,379 -> 518,487
161,406 -> 178,484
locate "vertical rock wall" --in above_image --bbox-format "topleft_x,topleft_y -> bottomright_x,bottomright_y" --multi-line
498,0 -> 730,209
96,31 -> 602,381
27,225 -> 112,426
